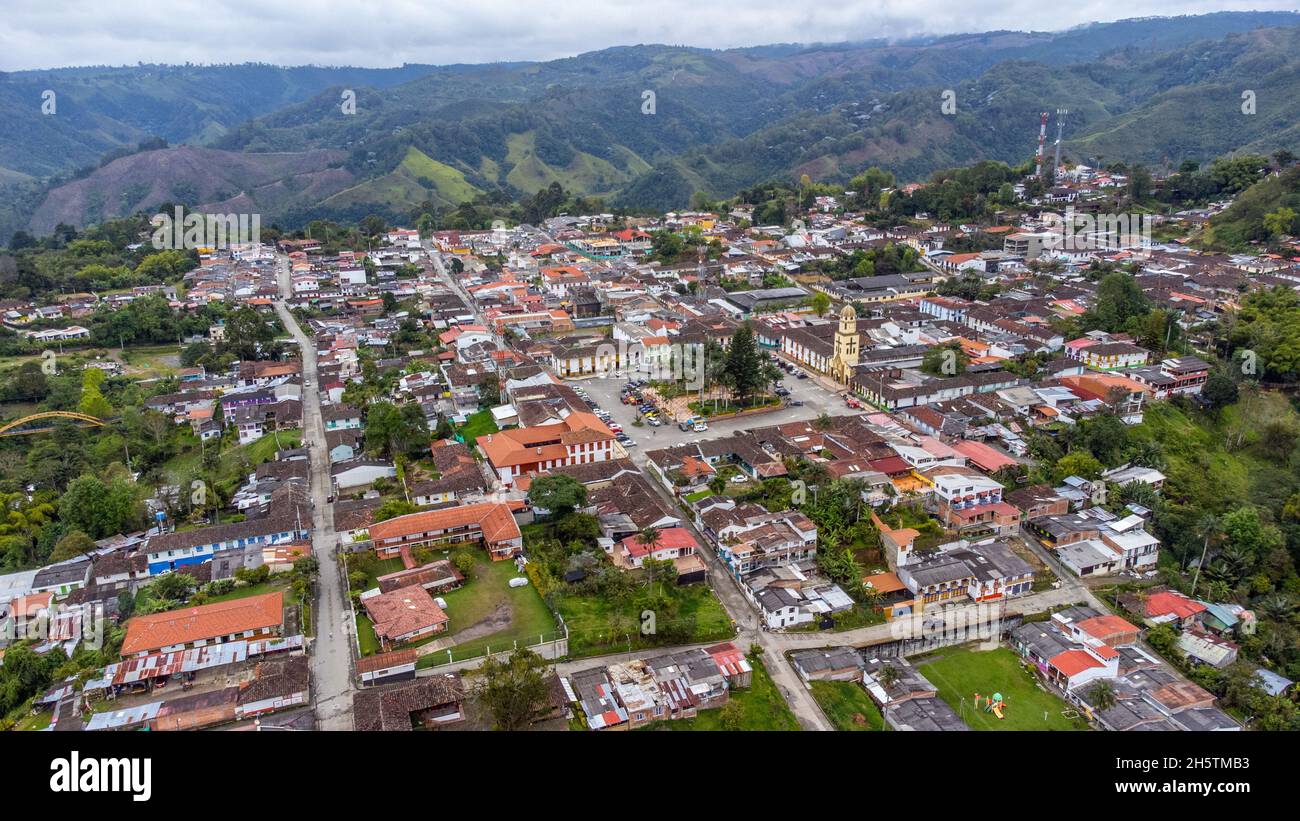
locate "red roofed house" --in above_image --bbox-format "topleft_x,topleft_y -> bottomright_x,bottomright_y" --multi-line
614,527 -> 699,570
368,501 -> 523,562
477,412 -> 615,488
363,585 -> 449,650
1047,641 -> 1119,690
1141,590 -> 1207,628
950,440 -> 1018,474
121,592 -> 285,657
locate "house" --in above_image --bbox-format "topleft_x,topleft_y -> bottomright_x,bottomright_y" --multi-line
322,404 -> 363,430
791,647 -> 864,682
477,411 -> 615,488
755,586 -> 812,629
1139,589 -> 1208,628
144,485 -> 310,576
352,673 -> 466,729
363,585 -> 449,649
921,467 -> 1020,536
613,527 -> 698,571
331,459 -> 397,492
368,501 -> 523,561
120,592 -> 284,657
357,648 -> 419,687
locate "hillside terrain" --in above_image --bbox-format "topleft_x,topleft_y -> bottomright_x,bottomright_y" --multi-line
5,11 -> 1300,236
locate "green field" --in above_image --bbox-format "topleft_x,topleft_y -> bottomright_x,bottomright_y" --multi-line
458,409 -> 499,445
556,583 -> 735,659
810,680 -> 887,731
162,428 -> 301,486
412,557 -> 558,666
916,646 -> 1086,731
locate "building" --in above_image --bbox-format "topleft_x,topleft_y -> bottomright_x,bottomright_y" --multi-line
352,674 -> 467,730
363,585 -> 449,649
368,501 -> 523,561
477,411 -> 615,488
120,592 -> 285,657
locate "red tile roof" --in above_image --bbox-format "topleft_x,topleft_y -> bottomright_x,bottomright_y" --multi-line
121,592 -> 284,656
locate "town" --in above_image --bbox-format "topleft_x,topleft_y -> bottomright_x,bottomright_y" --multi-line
1,142 -> 1297,736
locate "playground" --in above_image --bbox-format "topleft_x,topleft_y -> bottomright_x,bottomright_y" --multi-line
916,646 -> 1087,731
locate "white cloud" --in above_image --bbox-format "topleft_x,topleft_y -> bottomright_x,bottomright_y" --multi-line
0,0 -> 1294,71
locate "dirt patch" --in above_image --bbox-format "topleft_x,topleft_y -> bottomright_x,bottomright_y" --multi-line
417,602 -> 513,656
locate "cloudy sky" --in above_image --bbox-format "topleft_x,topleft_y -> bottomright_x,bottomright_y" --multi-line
1,0 -> 1295,71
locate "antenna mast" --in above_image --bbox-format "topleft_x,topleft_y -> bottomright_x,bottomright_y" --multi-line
1035,112 -> 1048,177
1052,109 -> 1069,180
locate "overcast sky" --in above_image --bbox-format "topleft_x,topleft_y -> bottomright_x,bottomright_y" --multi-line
1,1 -> 1295,71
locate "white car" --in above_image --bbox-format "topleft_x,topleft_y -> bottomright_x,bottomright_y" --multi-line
693,423 -> 708,432
729,474 -> 749,484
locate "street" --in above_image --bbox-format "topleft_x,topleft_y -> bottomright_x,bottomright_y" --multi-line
276,256 -> 355,730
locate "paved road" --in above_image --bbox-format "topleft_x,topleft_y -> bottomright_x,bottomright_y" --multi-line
579,373 -> 853,454
411,242 -> 1088,732
275,257 -> 355,730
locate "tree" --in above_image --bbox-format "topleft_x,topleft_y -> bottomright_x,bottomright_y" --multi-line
372,499 -> 418,523
49,530 -> 96,563
1089,271 -> 1150,333
364,401 -> 428,458
1087,679 -> 1118,712
1264,206 -> 1297,239
149,571 -> 196,604
58,474 -> 141,539
222,305 -> 275,361
1055,451 -> 1103,482
1202,372 -> 1239,410
877,663 -> 901,691
723,323 -> 766,406
921,343 -> 968,377
809,292 -> 831,317
475,648 -> 552,730
526,474 -> 588,516
637,526 -> 662,554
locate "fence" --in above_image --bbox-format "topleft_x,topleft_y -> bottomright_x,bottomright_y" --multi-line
415,624 -> 570,673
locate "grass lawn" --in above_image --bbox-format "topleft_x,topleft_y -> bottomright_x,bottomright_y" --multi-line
162,428 -> 302,486
810,680 -> 886,731
200,577 -> 291,605
356,615 -> 381,656
916,646 -> 1087,731
413,557 -> 557,666
683,489 -> 711,503
654,655 -> 799,731
556,583 -> 735,659
458,409 -> 499,444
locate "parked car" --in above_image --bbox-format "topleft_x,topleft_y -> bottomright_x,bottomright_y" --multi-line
693,422 -> 708,432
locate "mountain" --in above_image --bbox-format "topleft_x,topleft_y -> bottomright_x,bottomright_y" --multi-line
619,24 -> 1300,209
27,145 -> 351,235
7,11 -> 1300,237
0,63 -> 437,180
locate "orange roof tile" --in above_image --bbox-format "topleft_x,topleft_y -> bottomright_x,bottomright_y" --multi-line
121,592 -> 283,655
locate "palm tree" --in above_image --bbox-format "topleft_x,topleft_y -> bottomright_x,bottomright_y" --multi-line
1189,513 -> 1219,593
1255,593 -> 1295,622
877,664 -> 901,692
1088,680 -> 1118,712
636,526 -> 662,554
708,475 -> 727,497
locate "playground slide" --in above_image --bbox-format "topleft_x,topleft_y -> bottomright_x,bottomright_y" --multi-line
992,703 -> 1005,719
